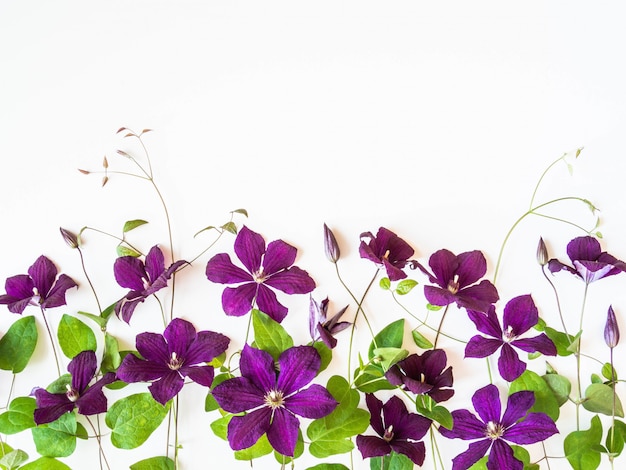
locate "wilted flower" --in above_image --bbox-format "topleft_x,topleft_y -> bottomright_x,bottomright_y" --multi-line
211,345 -> 337,457
116,318 -> 229,405
323,223 -> 341,263
359,227 -> 414,281
206,226 -> 315,323
415,249 -> 499,313
0,255 -> 77,314
385,349 -> 454,402
605,305 -> 620,349
548,236 -> 626,284
308,296 -> 351,349
33,350 -> 116,425
356,394 -> 431,466
465,295 -> 556,382
439,384 -> 558,470
113,245 -> 186,323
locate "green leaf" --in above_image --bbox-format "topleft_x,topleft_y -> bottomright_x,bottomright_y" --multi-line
20,458 -> 71,470
313,341 -> 333,374
77,303 -> 116,330
509,370 -> 560,421
0,316 -> 38,373
31,412 -> 77,457
231,208 -> 248,217
46,374 -> 72,394
116,245 -> 142,257
306,465 -> 350,470
221,221 -> 237,234
544,327 -> 575,357
252,309 -> 293,360
602,362 -> 618,382
205,373 -> 231,412
606,419 -> 626,456
566,330 -> 583,354
353,364 -> 395,393
235,434 -> 273,460
371,347 -> 408,370
123,219 -> 148,233
210,415 -> 229,440
379,277 -> 391,290
101,333 -> 121,373
564,415 -> 602,470
426,303 -> 442,311
395,279 -> 418,295
411,329 -> 433,349
415,395 -> 453,429
468,456 -> 487,469
130,456 -> 175,470
0,448 -> 27,470
542,373 -> 571,407
511,445 -> 540,470
105,393 -> 170,449
583,383 -> 624,417
57,314 -> 97,359
370,451 -> 413,470
368,319 -> 404,360
0,397 -> 36,434
307,376 -> 369,458
193,225 -> 217,238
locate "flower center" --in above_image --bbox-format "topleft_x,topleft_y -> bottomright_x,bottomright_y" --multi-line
65,384 -> 79,402
253,268 -> 267,284
382,249 -> 391,260
485,421 -> 504,440
503,325 -> 516,342
264,389 -> 285,409
168,352 -> 184,370
447,274 -> 460,294
383,425 -> 394,442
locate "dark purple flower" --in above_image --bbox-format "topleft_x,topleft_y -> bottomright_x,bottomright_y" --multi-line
356,394 -> 431,466
465,295 -> 556,382
34,350 -> 116,425
211,345 -> 337,457
605,305 -> 620,349
114,245 -> 186,323
439,384 -> 558,470
206,226 -> 316,323
548,236 -> 626,284
416,249 -> 499,313
116,318 -> 229,405
359,227 -> 414,281
308,296 -> 351,349
0,255 -> 77,314
385,349 -> 454,403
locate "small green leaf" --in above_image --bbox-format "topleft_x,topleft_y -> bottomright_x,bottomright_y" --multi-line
20,458 -> 71,470
564,415 -> 602,470
306,465 -> 350,470
0,448 -> 27,470
371,347 -> 408,370
130,456 -> 175,470
566,330 -> 583,354
415,395 -> 453,429
0,397 -> 36,434
210,415 -> 229,440
234,434 -> 273,460
231,208 -> 248,217
221,221 -> 237,234
116,245 -> 142,257
252,310 -> 294,360
395,279 -> 418,295
544,327 -> 575,357
583,383 -> 624,417
510,370 -> 560,421
0,316 -> 38,373
353,364 -> 395,393
379,277 -> 391,290
602,362 -> 618,382
368,319 -> 404,360
511,445 -> 540,470
101,333 -> 121,373
123,219 -> 148,233
313,341 -> 333,374
370,451 -> 413,470
426,303 -> 442,311
411,329 -> 433,349
57,314 -> 97,359
542,373 -> 571,407
193,225 -> 217,238
31,412 -> 77,457
606,419 -> 626,456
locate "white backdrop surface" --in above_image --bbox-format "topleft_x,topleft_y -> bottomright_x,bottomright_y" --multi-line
1,2 -> 626,469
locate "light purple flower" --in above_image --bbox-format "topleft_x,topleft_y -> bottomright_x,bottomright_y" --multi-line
34,350 -> 116,425
465,295 -> 556,382
308,296 -> 351,349
206,226 -> 315,323
605,305 -> 620,349
359,227 -> 414,281
385,349 -> 454,403
116,318 -> 229,405
548,236 -> 626,284
114,245 -> 186,323
356,394 -> 431,466
0,255 -> 77,315
211,345 -> 337,457
439,384 -> 558,470
415,249 -> 499,313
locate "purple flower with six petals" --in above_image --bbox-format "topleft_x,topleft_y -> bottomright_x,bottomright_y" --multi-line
465,295 -> 556,382
415,249 -> 499,313
211,344 -> 337,457
206,226 -> 315,323
0,255 -> 77,314
359,227 -> 415,281
34,350 -> 116,425
116,318 -> 230,405
114,245 -> 186,323
356,394 -> 431,466
439,384 -> 558,470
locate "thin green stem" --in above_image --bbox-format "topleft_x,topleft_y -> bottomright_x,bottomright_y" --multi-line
432,305 -> 450,349
86,416 -> 111,470
40,307 -> 61,376
77,247 -> 102,315
174,395 -> 180,469
541,266 -> 570,339
529,153 -> 566,209
81,227 -> 144,256
5,374 -> 16,409
575,283 -> 589,431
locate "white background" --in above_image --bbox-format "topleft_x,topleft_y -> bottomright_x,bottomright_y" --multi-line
1,2 -> 626,469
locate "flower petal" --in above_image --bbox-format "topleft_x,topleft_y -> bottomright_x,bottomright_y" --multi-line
262,239 -> 297,275
487,439 -> 522,470
266,407 -> 300,456
465,336 -> 502,359
76,372 -> 116,416
423,285 -> 456,307
503,295 -> 538,336
221,283 -> 257,317
501,390 -> 535,428
472,384 -> 501,424
211,377 -> 266,413
439,409 -> 485,440
388,400 -> 431,442
33,389 -> 73,425
144,246 -> 165,283
504,412 -> 558,444
205,253 -> 253,284
240,345 -> 276,392
365,393 -> 385,436
3,274 -> 34,299
164,318 -> 196,358
428,249 -> 459,288
356,435 -> 391,459
116,353 -> 170,383
148,370 -> 184,405
28,256 -> 57,297
114,256 -> 147,291
383,258 -> 408,281
184,330 -> 230,365
390,440 -> 426,466
255,284 -> 289,322
182,365 -> 214,387
68,350 -> 98,393
284,384 -> 337,419
567,236 -> 601,262
457,280 -> 499,312
456,251 -> 487,288
467,307 -> 503,339
135,332 -> 170,365
276,346 -> 320,396
227,407 -> 271,451
511,334 -> 556,356
450,439 -> 491,470
41,274 -> 77,309
234,226 -> 265,274
264,267 -> 316,295
497,343 -> 526,382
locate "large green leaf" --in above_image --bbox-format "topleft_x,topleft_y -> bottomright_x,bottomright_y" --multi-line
583,383 -> 624,417
509,370 -> 560,421
57,314 -> 97,359
31,412 -> 77,458
370,452 -> 413,470
20,458 -> 71,470
0,397 -> 36,434
368,319 -> 404,359
130,456 -> 175,470
0,316 -> 38,373
542,373 -> 571,407
306,465 -> 350,470
252,309 -> 293,360
564,415 -> 602,470
105,393 -> 169,449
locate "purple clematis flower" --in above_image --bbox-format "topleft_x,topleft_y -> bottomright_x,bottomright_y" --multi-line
116,318 -> 229,405
308,296 -> 351,349
33,350 -> 116,425
0,255 -> 77,314
211,344 -> 337,457
465,295 -> 556,382
359,227 -> 414,281
440,384 -> 558,470
356,394 -> 431,466
114,245 -> 186,323
415,249 -> 499,313
385,349 -> 454,403
548,236 -> 626,284
205,226 -> 315,323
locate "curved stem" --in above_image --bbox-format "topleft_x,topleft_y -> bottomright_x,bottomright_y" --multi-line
541,266 -> 570,339
85,416 -> 111,470
433,305 -> 450,349
77,247 -> 102,315
40,306 -> 61,376
575,282 -> 590,431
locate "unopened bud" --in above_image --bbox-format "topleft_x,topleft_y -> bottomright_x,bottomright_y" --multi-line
536,237 -> 549,266
604,305 -> 620,349
323,224 -> 341,263
103,156 -> 109,169
102,176 -> 109,187
60,227 -> 79,249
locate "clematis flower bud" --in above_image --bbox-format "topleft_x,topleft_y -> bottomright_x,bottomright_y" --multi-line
604,305 -> 620,349
59,227 -> 79,249
323,223 -> 341,263
536,237 -> 549,266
